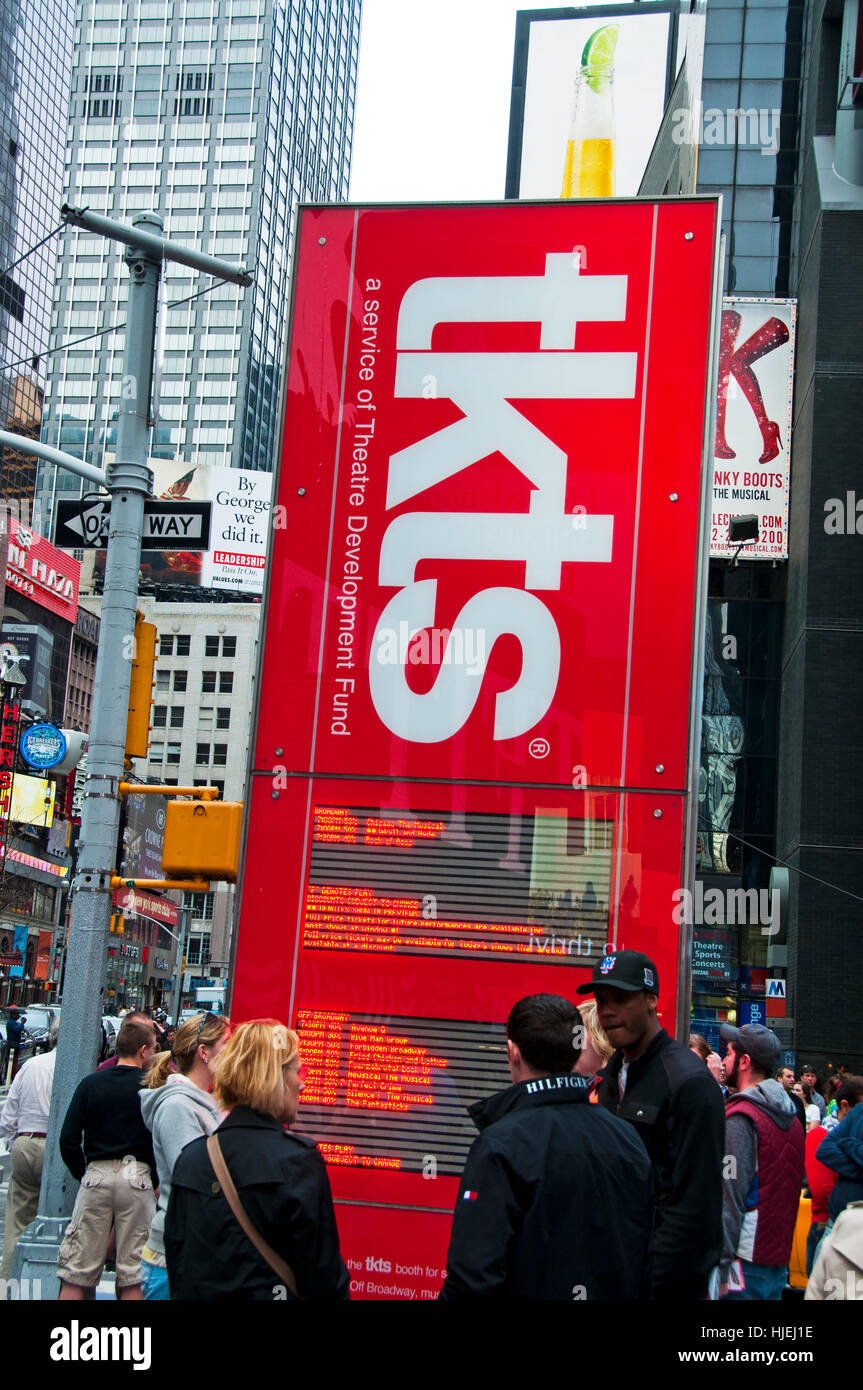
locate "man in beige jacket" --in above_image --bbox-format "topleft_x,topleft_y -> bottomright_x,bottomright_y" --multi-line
805,1201 -> 863,1300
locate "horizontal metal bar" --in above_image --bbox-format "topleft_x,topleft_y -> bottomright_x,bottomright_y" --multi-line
0,429 -> 108,487
61,204 -> 254,286
110,875 -> 211,891
118,782 -> 220,801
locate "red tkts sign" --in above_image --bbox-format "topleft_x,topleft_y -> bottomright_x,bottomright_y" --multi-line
252,202 -> 718,792
234,201 -> 720,1299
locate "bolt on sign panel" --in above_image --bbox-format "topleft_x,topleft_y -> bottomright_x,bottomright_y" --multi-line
233,200 -> 721,1300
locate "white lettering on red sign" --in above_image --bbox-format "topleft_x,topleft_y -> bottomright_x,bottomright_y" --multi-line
369,254 -> 637,742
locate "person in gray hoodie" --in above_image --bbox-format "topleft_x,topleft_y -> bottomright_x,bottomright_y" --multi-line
139,1011 -> 231,1300
718,1022 -> 805,1300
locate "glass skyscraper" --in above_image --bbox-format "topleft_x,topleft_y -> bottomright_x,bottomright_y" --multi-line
0,0 -> 74,504
39,0 -> 361,514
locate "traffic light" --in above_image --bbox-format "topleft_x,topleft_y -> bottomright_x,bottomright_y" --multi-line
125,612 -> 157,765
161,799 -> 243,882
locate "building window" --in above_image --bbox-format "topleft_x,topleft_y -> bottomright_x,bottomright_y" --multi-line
152,705 -> 167,728
199,708 -> 213,732
205,636 -> 219,657
176,636 -> 191,656
183,890 -> 215,920
196,743 -> 210,765
170,707 -> 184,728
166,743 -> 181,765
149,742 -> 164,763
155,670 -> 170,691
202,671 -> 216,692
219,672 -> 233,693
173,96 -> 213,117
221,636 -> 237,657
173,670 -> 188,692
213,744 -> 228,766
216,707 -> 230,730
160,635 -> 175,656
186,934 -> 211,966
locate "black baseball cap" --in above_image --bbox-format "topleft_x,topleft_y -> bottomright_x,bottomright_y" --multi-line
576,949 -> 660,996
719,1022 -> 781,1073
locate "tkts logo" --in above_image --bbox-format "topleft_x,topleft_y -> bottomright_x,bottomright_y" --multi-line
368,255 -> 637,743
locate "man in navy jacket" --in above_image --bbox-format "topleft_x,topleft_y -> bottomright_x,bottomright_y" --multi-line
440,993 -> 653,1299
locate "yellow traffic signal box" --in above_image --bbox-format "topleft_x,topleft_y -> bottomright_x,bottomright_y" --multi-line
125,615 -> 158,763
161,800 -> 243,882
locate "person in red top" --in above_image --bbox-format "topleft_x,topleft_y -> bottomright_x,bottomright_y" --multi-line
806,1122 -> 838,1274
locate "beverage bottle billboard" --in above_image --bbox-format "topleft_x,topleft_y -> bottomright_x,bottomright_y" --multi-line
561,25 -> 618,198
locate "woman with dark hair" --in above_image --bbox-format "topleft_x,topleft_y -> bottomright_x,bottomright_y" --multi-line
165,1019 -> 348,1300
690,1034 -> 726,1088
139,1010 -> 231,1299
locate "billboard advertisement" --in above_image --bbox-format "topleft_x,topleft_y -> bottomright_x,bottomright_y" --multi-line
506,4 -> 677,200
120,790 -> 168,880
232,201 -> 721,1298
4,516 -> 80,623
95,463 -> 274,594
0,772 -> 56,827
710,297 -> 796,561
0,623 -> 54,716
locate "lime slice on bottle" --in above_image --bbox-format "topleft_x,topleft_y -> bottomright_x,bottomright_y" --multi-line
581,24 -> 619,91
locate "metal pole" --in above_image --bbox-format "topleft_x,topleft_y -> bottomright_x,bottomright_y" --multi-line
171,906 -> 191,1028
10,208 -> 253,1294
14,212 -> 162,1294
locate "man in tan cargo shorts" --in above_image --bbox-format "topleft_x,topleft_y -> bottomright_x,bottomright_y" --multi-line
57,1016 -> 158,1299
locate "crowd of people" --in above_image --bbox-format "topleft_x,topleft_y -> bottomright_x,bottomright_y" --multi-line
0,961 -> 861,1300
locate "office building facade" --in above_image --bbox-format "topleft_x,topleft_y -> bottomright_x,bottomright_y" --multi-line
39,0 -> 361,519
132,594 -> 259,986
0,0 -> 74,508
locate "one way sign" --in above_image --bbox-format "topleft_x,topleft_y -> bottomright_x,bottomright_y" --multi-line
55,499 -> 212,551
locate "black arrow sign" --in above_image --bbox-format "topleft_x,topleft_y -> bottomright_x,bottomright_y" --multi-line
55,499 -> 212,551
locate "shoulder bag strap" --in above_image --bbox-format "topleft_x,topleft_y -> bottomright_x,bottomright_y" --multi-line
206,1133 -> 298,1297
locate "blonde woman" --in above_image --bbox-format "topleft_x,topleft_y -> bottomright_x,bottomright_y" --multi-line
164,1019 -> 349,1300
574,997 -> 614,1099
139,1011 -> 231,1300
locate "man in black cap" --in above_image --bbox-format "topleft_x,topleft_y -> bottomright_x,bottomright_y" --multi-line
440,993 -> 654,1299
719,1022 -> 804,1299
577,949 -> 725,1300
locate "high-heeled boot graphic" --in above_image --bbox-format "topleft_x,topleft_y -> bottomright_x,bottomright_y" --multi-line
716,314 -> 790,464
714,309 -> 741,459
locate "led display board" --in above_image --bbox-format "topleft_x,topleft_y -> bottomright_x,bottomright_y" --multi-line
233,201 -> 721,1299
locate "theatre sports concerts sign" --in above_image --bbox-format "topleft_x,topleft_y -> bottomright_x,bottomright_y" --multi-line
710,297 -> 796,561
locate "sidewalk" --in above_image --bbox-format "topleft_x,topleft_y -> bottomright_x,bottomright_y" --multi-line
0,1117 -> 117,1299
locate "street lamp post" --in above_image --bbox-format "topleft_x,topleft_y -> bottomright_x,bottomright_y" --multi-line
6,207 -> 251,1296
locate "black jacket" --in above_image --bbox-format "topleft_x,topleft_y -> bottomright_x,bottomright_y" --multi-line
596,1029 -> 725,1299
165,1106 -> 349,1300
440,1073 -> 654,1300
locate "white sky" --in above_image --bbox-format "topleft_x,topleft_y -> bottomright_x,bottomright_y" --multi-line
349,0 -> 636,202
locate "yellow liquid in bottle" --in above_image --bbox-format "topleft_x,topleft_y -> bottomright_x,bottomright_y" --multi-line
561,138 -> 615,198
